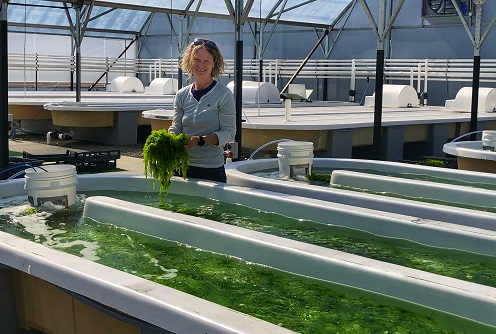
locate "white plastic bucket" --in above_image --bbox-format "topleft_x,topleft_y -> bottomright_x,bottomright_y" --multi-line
24,165 -> 78,208
277,141 -> 314,178
482,130 -> 496,151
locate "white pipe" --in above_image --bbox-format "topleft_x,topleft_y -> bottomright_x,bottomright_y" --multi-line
249,139 -> 294,160
47,130 -> 72,144
424,59 -> 428,106
285,98 -> 292,121
158,58 -> 162,78
450,130 -> 484,143
417,63 -> 421,95
266,62 -> 271,84
275,59 -> 279,87
349,59 -> 356,102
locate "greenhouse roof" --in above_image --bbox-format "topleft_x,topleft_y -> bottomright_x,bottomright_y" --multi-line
7,0 -> 355,38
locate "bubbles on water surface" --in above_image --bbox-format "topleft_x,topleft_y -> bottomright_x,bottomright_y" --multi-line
0,194 -> 100,261
142,253 -> 178,280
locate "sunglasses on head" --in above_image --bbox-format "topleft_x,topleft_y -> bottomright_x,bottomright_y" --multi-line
193,38 -> 216,49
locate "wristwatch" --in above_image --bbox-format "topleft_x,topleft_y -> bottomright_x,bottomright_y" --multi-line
198,136 -> 205,146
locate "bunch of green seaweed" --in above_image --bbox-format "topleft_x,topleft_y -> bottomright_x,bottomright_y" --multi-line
143,130 -> 189,195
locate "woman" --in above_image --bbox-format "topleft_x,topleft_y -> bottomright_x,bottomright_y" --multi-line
168,38 -> 236,183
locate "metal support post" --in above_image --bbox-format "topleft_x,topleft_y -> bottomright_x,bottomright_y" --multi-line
0,1 -> 9,178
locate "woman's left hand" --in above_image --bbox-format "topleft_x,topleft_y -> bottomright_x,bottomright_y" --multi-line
185,135 -> 201,149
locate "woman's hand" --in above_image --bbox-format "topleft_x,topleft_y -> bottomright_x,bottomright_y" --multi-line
184,134 -> 219,149
185,135 -> 202,149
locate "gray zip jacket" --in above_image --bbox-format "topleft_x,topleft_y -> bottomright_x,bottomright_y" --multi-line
168,82 -> 236,168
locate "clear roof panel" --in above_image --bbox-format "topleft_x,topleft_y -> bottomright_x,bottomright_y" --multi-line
6,0 -> 353,37
96,0 -> 353,27
88,7 -> 150,33
8,0 -> 70,27
245,0 -> 352,26
98,0 -> 179,10
8,0 -> 151,37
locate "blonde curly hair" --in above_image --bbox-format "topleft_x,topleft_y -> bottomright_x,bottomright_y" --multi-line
180,38 -> 225,79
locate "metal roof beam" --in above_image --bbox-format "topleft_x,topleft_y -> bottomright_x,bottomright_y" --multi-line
88,7 -> 116,23
183,0 -> 196,13
179,0 -> 203,53
223,0 -> 235,25
240,0 -> 255,26
322,0 -> 357,58
261,0 -> 289,57
267,0 -> 316,21
451,0 -> 496,51
480,11 -> 496,46
264,0 -> 284,22
328,0 -> 356,27
383,0 -> 404,38
8,2 -> 67,9
135,12 -> 154,55
359,0 -> 404,45
359,0 -> 380,41
63,3 -> 77,41
7,21 -> 140,35
80,1 -> 95,39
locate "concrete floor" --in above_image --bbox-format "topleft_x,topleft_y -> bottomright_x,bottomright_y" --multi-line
8,138 -> 145,175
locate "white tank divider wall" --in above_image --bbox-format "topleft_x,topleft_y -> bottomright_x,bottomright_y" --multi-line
83,196 -> 496,328
224,158 -> 496,231
330,170 -> 496,208
165,178 -> 496,256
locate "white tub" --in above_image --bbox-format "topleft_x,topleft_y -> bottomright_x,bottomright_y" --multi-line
443,140 -> 496,173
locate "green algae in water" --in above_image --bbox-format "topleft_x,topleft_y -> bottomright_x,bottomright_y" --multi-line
306,171 -> 331,184
0,201 -> 492,334
81,191 -> 496,289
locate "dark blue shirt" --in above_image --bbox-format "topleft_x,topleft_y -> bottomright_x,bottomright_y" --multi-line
191,80 -> 217,101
